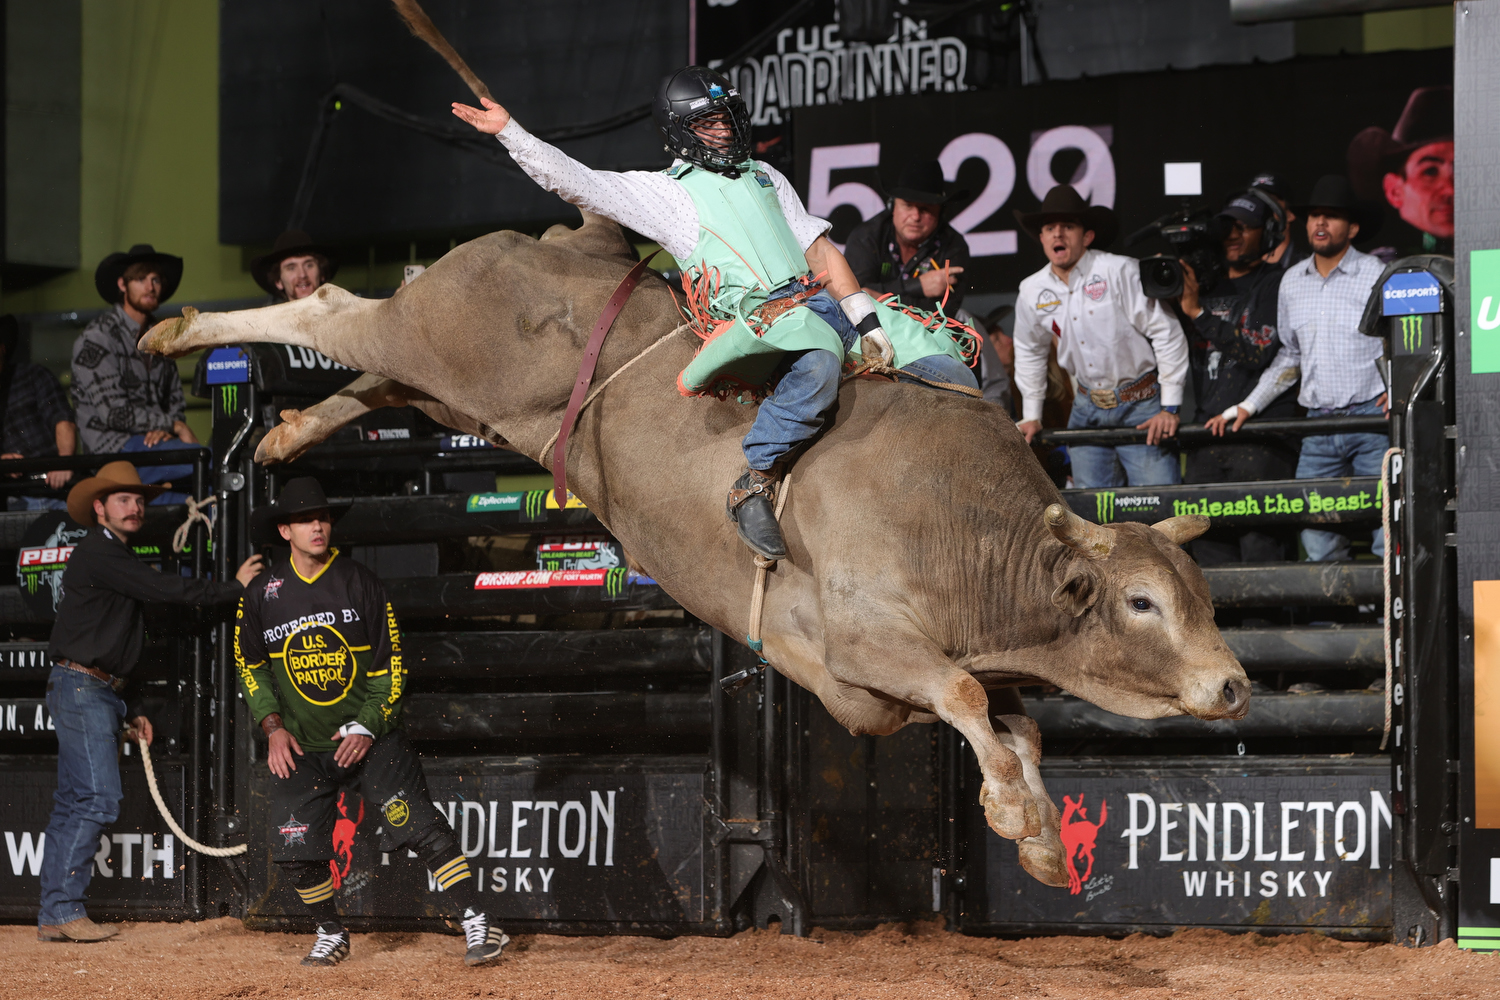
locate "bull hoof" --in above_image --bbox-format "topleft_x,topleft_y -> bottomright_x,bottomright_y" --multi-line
1017,823 -> 1068,888
980,780 -> 1041,840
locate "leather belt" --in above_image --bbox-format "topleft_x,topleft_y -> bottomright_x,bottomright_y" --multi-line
1083,370 -> 1159,410
750,279 -> 825,328
57,659 -> 126,692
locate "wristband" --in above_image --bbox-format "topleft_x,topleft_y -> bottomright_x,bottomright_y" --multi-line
838,291 -> 878,327
1224,400 -> 1258,420
1161,405 -> 1179,415
336,722 -> 374,739
261,713 -> 284,736
855,312 -> 883,336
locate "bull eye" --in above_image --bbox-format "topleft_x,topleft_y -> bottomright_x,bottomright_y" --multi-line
1130,597 -> 1154,613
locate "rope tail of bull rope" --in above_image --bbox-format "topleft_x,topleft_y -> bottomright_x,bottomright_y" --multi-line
1379,446 -> 1401,751
844,351 -> 983,398
134,734 -> 247,857
720,477 -> 792,694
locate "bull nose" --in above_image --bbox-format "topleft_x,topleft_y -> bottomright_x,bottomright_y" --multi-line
1221,677 -> 1251,717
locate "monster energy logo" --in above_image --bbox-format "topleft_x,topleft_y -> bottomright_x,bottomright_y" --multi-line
1399,315 -> 1425,353
604,567 -> 627,598
221,384 -> 239,413
524,490 -> 545,520
1096,492 -> 1115,523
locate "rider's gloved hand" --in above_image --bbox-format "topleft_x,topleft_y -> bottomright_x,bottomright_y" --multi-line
840,292 -> 893,366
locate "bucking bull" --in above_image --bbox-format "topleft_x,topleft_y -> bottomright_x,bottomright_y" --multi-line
139,211 -> 1249,889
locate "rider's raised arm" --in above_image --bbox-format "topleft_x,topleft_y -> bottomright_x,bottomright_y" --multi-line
495,121 -> 699,261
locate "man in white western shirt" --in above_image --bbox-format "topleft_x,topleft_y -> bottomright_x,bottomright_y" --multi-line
1012,186 -> 1189,488
1229,175 -> 1388,561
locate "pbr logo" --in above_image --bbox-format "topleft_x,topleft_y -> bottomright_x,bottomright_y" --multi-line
15,517 -> 88,619
1083,274 -> 1108,302
279,814 -> 310,846
264,576 -> 284,600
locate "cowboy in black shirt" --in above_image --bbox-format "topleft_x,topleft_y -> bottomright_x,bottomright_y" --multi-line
39,462 -> 260,943
843,160 -> 970,314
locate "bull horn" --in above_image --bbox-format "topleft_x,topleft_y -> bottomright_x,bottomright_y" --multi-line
1152,514 -> 1210,545
1043,503 -> 1115,559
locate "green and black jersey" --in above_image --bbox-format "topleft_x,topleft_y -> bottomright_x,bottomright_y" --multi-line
234,549 -> 404,752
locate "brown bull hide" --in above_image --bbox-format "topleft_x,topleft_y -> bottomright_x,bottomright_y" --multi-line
140,212 -> 1249,888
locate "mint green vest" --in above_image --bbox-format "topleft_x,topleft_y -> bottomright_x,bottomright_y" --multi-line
666,161 -> 967,399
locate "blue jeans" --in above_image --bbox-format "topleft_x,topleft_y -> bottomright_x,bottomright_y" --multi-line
120,434 -> 199,505
1066,386 -> 1181,488
1297,398 -> 1389,561
742,288 -> 978,470
7,495 -> 67,511
39,665 -> 127,927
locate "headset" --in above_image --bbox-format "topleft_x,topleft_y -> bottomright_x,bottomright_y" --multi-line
1244,187 -> 1288,259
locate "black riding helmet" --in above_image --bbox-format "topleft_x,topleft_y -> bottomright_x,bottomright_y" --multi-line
652,66 -> 752,176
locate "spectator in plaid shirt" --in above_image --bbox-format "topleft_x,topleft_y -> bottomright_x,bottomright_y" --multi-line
1233,176 -> 1387,562
0,315 -> 77,511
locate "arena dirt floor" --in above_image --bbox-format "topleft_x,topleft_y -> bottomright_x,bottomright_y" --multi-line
1,917 -> 1495,999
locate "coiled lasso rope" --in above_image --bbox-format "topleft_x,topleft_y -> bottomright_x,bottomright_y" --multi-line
171,494 -> 217,554
135,734 -> 247,857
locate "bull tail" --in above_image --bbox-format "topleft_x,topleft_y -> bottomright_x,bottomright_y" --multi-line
388,0 -> 494,103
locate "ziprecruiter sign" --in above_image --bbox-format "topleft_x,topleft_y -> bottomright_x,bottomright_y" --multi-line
1066,476 -> 1383,527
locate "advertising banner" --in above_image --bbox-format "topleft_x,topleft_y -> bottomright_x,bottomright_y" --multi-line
791,48 -> 1451,296
0,755 -> 190,919
244,756 -> 710,931
972,759 -> 1391,934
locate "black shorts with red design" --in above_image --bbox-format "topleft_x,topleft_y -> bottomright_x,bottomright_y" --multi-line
267,729 -> 445,863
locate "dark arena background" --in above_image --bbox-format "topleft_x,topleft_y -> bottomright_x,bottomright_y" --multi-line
3,1 -> 1500,996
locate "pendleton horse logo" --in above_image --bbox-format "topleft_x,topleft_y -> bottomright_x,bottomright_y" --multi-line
1061,793 -> 1108,896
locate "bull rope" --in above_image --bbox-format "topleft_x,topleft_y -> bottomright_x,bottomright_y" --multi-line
843,351 -> 983,398
535,323 -> 694,466
135,734 -> 247,857
1380,446 -> 1401,751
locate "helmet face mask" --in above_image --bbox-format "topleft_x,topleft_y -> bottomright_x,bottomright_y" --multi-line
653,67 -> 752,175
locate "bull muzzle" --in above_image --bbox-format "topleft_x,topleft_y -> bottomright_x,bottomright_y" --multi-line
1182,667 -> 1252,721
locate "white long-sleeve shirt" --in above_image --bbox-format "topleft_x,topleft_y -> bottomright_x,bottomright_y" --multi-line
1012,249 -> 1189,423
1237,246 -> 1386,414
495,121 -> 830,262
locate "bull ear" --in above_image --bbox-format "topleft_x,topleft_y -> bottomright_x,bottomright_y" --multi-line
1152,514 -> 1210,545
1044,503 -> 1115,559
1051,564 -> 1099,618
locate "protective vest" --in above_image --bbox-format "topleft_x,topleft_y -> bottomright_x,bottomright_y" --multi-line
668,161 -> 971,399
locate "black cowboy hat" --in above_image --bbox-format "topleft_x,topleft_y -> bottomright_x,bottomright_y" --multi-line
1294,175 -> 1382,238
250,476 -> 351,544
93,244 -> 183,306
888,160 -> 961,206
1347,85 -> 1451,201
1013,184 -> 1118,249
250,230 -> 340,296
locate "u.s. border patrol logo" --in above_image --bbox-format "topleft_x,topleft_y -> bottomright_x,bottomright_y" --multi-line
383,795 -> 411,828
278,623 -> 358,706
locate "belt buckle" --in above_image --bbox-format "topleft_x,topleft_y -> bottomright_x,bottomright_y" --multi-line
1088,387 -> 1119,409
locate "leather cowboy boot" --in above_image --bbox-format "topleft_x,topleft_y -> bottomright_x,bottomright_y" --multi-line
726,467 -> 786,561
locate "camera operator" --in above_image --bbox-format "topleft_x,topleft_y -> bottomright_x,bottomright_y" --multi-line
1177,190 -> 1300,564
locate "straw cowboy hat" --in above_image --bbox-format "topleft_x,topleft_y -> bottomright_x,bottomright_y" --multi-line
93,244 -> 183,306
250,230 -> 340,296
1013,185 -> 1119,249
250,476 -> 351,543
67,461 -> 167,526
1346,85 -> 1452,202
